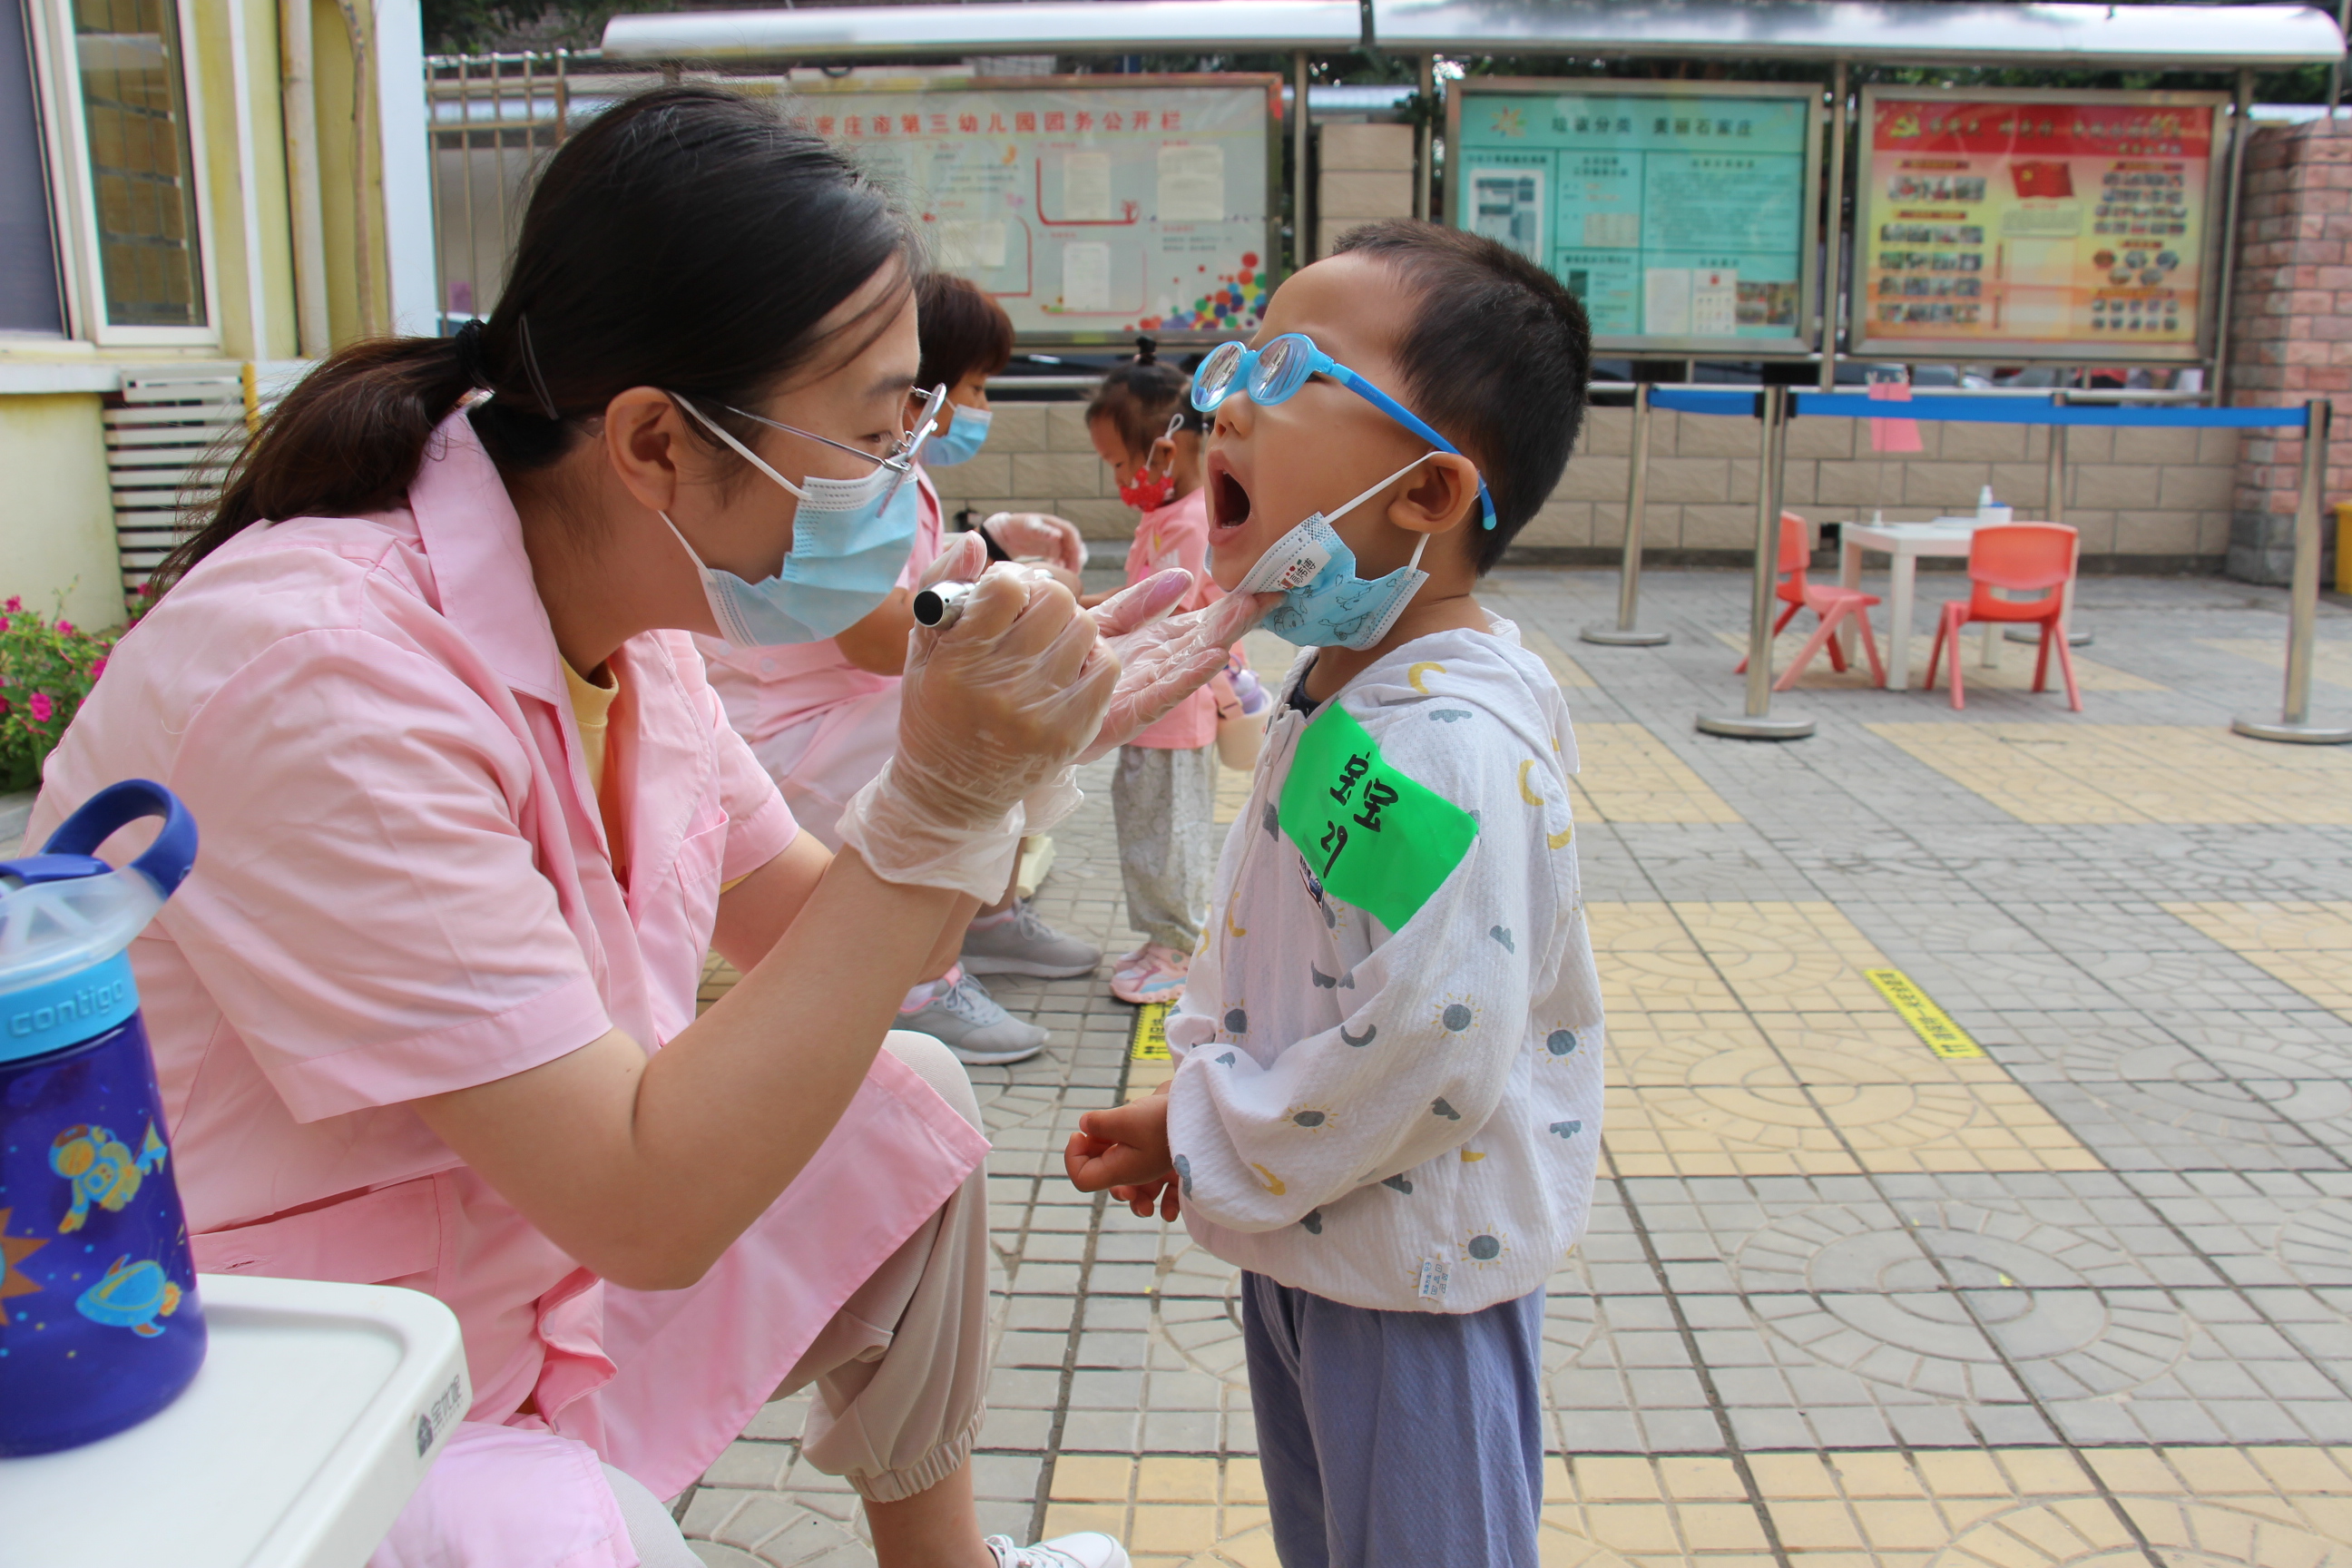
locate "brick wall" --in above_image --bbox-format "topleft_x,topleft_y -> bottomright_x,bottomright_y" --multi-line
939,397 -> 2239,571
2226,121 -> 2352,584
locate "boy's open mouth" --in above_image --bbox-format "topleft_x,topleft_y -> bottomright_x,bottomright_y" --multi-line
1208,455 -> 1252,540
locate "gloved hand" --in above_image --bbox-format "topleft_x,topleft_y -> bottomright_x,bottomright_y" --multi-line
980,511 -> 1089,573
838,532 -> 1116,898
1080,577 -> 1278,764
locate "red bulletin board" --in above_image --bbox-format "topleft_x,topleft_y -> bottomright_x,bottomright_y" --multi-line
1852,88 -> 2230,362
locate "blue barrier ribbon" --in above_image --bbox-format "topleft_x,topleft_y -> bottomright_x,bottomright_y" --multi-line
1794,393 -> 2308,428
1649,388 -> 1763,416
1643,386 -> 2309,428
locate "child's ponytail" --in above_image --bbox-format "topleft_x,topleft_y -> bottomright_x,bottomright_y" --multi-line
1087,337 -> 1192,458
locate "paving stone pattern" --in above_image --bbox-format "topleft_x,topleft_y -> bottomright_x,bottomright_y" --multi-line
688,568 -> 2352,1567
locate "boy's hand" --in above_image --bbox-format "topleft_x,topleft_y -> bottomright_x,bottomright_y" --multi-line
1110,1175 -> 1181,1222
1064,1093 -> 1177,1218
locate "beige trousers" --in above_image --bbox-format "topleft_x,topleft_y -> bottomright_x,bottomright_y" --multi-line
774,1029 -> 994,1503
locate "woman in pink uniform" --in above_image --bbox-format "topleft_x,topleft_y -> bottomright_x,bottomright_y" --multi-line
697,274 -> 1101,1067
24,88 -> 1255,1568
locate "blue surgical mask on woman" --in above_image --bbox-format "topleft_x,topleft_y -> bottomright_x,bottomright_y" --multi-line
662,390 -> 936,648
921,404 -> 991,466
1232,454 -> 1436,652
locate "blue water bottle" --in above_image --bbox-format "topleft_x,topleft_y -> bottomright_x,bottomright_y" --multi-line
0,779 -> 200,1455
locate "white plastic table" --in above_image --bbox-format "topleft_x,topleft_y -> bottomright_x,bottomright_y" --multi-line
1836,516 -> 2023,691
0,1273 -> 468,1568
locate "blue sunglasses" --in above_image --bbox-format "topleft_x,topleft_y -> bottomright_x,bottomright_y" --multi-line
1191,333 -> 1496,531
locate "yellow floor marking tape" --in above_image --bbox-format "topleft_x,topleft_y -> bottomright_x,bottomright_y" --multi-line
1130,1002 -> 1171,1061
1865,967 -> 1986,1059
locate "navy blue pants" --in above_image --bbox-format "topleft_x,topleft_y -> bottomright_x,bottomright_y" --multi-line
1240,1272 -> 1546,1568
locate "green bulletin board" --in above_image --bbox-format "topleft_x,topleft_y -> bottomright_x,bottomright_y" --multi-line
1447,80 -> 1823,355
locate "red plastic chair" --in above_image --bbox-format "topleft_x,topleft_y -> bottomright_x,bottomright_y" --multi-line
1924,523 -> 2081,711
1734,512 -> 1886,688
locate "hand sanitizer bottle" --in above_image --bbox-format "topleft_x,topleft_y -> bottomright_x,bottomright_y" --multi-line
1975,485 -> 2012,527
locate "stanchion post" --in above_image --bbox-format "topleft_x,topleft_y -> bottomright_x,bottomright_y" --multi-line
1292,52 -> 1311,271
2235,397 -> 2352,743
1699,386 -> 1815,740
2010,392 -> 2094,647
1818,62 -> 1847,394
2045,391 -> 2067,526
1583,383 -> 1670,646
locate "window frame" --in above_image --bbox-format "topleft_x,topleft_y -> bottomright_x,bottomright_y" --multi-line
24,0 -> 220,348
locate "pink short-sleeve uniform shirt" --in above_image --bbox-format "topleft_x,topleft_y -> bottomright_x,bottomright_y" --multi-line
26,413 -> 985,1521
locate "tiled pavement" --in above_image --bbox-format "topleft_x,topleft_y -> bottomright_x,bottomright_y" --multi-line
688,567 -> 2352,1567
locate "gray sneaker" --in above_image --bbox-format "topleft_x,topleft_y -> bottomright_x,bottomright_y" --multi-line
897,975 -> 1049,1065
961,899 -> 1102,979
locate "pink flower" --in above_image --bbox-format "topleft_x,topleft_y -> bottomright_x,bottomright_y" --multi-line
0,695 -> 10,718
4,595 -> 19,612
55,620 -> 72,635
88,656 -> 105,680
27,691 -> 52,722
0,614 -> 10,633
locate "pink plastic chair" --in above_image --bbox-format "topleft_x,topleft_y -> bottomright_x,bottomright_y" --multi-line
1924,523 -> 2081,711
1733,512 -> 1887,689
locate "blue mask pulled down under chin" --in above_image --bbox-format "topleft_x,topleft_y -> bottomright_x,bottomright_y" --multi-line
1232,455 -> 1435,651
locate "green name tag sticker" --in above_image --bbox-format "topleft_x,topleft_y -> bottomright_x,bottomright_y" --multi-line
1279,703 -> 1477,932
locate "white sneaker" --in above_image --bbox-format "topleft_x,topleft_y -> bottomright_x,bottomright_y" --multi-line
985,1534 -> 1130,1568
961,899 -> 1102,978
897,974 -> 1049,1066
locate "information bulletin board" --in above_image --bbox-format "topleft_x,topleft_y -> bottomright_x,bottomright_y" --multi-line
1446,79 -> 1823,356
789,74 -> 1281,345
1853,87 -> 2228,361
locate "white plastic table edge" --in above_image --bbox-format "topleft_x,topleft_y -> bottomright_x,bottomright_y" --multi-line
208,1274 -> 470,1568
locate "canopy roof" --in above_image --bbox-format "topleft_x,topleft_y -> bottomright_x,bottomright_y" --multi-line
1372,0 -> 2345,67
602,1 -> 1360,60
603,0 -> 2344,67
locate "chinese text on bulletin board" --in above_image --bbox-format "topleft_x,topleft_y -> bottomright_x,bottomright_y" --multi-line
790,75 -> 1279,343
1854,90 -> 2222,359
1447,81 -> 1818,352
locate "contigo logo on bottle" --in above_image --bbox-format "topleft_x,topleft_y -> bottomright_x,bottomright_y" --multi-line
6,975 -> 131,1037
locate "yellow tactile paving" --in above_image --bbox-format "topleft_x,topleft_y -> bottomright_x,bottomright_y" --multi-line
1044,1454 -> 1277,1568
2162,899 -> 2352,1020
1712,628 -> 2161,691
1571,725 -> 1746,825
1213,765 -> 1250,826
699,951 -> 741,1014
1585,902 -> 2098,1176
1867,723 -> 2352,825
2200,636 -> 2352,691
1047,1448 -> 2352,1567
1518,622 -> 1600,688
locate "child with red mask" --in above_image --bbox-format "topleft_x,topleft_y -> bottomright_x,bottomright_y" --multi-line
1084,342 -> 1231,1004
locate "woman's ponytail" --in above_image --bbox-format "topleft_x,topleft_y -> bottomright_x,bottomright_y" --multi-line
153,335 -> 479,590
154,84 -> 915,595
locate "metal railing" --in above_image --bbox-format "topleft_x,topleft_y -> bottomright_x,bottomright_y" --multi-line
425,51 -> 601,330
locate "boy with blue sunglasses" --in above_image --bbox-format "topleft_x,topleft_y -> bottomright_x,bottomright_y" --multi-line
1065,220 -> 1604,1568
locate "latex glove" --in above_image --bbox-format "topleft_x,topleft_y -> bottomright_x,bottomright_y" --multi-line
980,511 -> 1089,573
838,532 -> 1116,898
1079,576 -> 1278,764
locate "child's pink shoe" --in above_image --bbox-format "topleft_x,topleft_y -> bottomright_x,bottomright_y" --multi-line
1111,943 -> 1190,1004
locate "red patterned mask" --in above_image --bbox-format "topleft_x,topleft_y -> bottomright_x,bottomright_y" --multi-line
1118,468 -> 1176,512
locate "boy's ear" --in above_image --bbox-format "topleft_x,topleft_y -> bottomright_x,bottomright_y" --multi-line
1387,451 -> 1484,538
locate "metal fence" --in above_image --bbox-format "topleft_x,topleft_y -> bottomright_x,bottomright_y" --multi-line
426,51 -> 596,330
